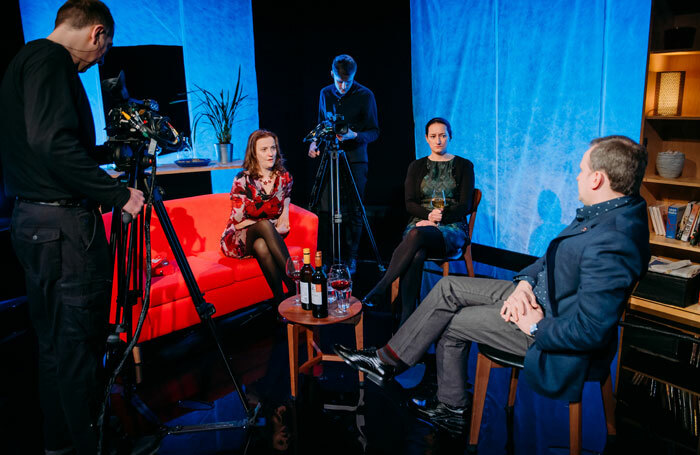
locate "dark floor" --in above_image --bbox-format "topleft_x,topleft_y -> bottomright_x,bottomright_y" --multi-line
1,260 -> 684,455
1,260 -> 470,455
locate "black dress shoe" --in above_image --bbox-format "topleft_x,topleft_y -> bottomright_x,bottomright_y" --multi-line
334,344 -> 399,386
410,398 -> 469,435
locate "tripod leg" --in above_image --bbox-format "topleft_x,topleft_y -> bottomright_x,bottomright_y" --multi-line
338,151 -> 385,272
331,149 -> 342,263
150,187 -> 250,415
308,150 -> 329,212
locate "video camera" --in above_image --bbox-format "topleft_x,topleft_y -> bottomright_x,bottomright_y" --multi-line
99,71 -> 182,171
303,112 -> 348,144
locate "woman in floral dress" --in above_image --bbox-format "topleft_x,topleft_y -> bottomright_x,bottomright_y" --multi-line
221,129 -> 294,303
363,118 -> 475,324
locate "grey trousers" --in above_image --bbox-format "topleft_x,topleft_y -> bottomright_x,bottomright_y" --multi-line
387,276 -> 535,407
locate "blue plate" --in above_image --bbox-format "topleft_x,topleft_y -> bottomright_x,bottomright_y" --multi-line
174,158 -> 211,167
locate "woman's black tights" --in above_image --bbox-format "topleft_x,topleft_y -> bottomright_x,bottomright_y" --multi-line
365,226 -> 446,324
244,220 -> 295,303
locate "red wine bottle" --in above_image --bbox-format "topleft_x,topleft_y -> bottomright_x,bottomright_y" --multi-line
299,248 -> 314,310
311,251 -> 328,318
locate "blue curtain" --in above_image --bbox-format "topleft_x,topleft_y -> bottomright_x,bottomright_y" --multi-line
19,0 -> 259,193
411,0 -> 649,453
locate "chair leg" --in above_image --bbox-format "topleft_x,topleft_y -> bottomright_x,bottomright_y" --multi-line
287,324 -> 300,398
441,262 -> 449,277
464,244 -> 475,277
569,401 -> 582,455
391,278 -> 399,305
601,375 -> 616,436
505,369 -> 519,455
469,352 -> 493,452
354,313 -> 365,384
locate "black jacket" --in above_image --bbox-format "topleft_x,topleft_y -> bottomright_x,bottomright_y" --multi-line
0,39 -> 129,207
404,155 -> 475,224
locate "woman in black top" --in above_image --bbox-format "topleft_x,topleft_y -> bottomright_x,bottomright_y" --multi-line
363,118 -> 475,324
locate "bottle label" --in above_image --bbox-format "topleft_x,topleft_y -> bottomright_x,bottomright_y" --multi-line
311,284 -> 323,306
300,283 -> 309,304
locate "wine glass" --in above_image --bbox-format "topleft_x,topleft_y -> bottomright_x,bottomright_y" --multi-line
430,189 -> 446,225
328,264 -> 352,315
285,256 -> 303,305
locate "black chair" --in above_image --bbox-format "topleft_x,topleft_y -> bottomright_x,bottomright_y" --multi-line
467,343 -> 617,455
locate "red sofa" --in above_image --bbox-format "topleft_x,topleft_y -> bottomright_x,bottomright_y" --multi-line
103,192 -> 318,343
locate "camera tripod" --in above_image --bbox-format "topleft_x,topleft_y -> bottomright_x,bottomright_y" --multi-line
308,137 -> 385,272
100,141 -> 260,454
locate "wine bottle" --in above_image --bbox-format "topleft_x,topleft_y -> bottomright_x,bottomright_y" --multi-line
299,248 -> 314,310
311,251 -> 328,318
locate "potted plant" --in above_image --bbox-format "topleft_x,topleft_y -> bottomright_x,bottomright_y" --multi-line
192,66 -> 247,163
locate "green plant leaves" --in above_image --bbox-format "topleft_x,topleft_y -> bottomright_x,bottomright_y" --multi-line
191,66 -> 248,145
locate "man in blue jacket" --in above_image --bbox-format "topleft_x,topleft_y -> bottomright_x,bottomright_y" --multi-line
335,135 -> 650,431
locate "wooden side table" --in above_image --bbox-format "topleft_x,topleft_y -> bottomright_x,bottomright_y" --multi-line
278,296 -> 364,398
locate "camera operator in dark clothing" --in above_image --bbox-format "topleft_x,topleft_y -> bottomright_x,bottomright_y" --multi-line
0,1 -> 144,453
308,54 -> 379,273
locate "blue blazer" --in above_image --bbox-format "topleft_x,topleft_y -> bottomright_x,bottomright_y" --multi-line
519,196 -> 649,402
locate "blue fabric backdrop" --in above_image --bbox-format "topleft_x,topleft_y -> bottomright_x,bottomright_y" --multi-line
19,0 -> 259,193
411,0 -> 650,453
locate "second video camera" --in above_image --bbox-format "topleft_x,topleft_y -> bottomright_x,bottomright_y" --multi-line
303,113 -> 348,143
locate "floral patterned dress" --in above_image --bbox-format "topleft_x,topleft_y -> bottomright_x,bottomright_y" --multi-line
221,170 -> 293,258
403,159 -> 468,256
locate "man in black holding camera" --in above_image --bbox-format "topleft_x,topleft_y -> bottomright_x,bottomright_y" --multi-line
308,54 -> 379,273
0,1 -> 144,453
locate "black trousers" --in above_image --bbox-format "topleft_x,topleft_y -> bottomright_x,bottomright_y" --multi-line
317,161 -> 368,262
11,201 -> 111,454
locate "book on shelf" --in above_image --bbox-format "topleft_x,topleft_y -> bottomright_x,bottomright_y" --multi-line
649,204 -> 666,236
687,207 -> 700,245
690,209 -> 700,246
666,203 -> 686,239
681,202 -> 700,242
648,205 -> 658,234
676,201 -> 694,240
624,371 -> 699,438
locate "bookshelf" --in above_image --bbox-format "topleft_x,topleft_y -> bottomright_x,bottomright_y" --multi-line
617,2 -> 700,453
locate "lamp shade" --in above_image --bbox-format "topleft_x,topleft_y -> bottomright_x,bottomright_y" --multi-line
654,71 -> 685,116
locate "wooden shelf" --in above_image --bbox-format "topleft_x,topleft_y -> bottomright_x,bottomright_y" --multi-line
628,296 -> 700,329
103,160 -> 243,178
650,50 -> 700,57
643,175 -> 700,187
646,117 -> 700,140
646,115 -> 700,120
649,233 -> 700,252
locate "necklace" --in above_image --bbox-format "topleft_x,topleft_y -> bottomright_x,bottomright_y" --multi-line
260,173 -> 274,186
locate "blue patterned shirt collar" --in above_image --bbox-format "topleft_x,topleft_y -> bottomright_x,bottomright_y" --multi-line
576,195 -> 633,222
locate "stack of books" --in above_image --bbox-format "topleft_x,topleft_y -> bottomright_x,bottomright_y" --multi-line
649,201 -> 700,246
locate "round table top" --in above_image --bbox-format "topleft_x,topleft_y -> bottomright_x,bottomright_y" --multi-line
278,296 -> 362,326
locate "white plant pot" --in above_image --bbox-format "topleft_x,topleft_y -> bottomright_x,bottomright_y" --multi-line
216,143 -> 232,164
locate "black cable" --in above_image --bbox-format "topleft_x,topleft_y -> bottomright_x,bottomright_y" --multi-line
96,162 -> 157,455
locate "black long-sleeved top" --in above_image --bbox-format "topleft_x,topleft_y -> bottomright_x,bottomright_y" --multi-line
405,156 -> 475,224
0,39 -> 129,208
317,81 -> 379,163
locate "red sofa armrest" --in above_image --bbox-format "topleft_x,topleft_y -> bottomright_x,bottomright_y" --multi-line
286,204 -> 319,257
